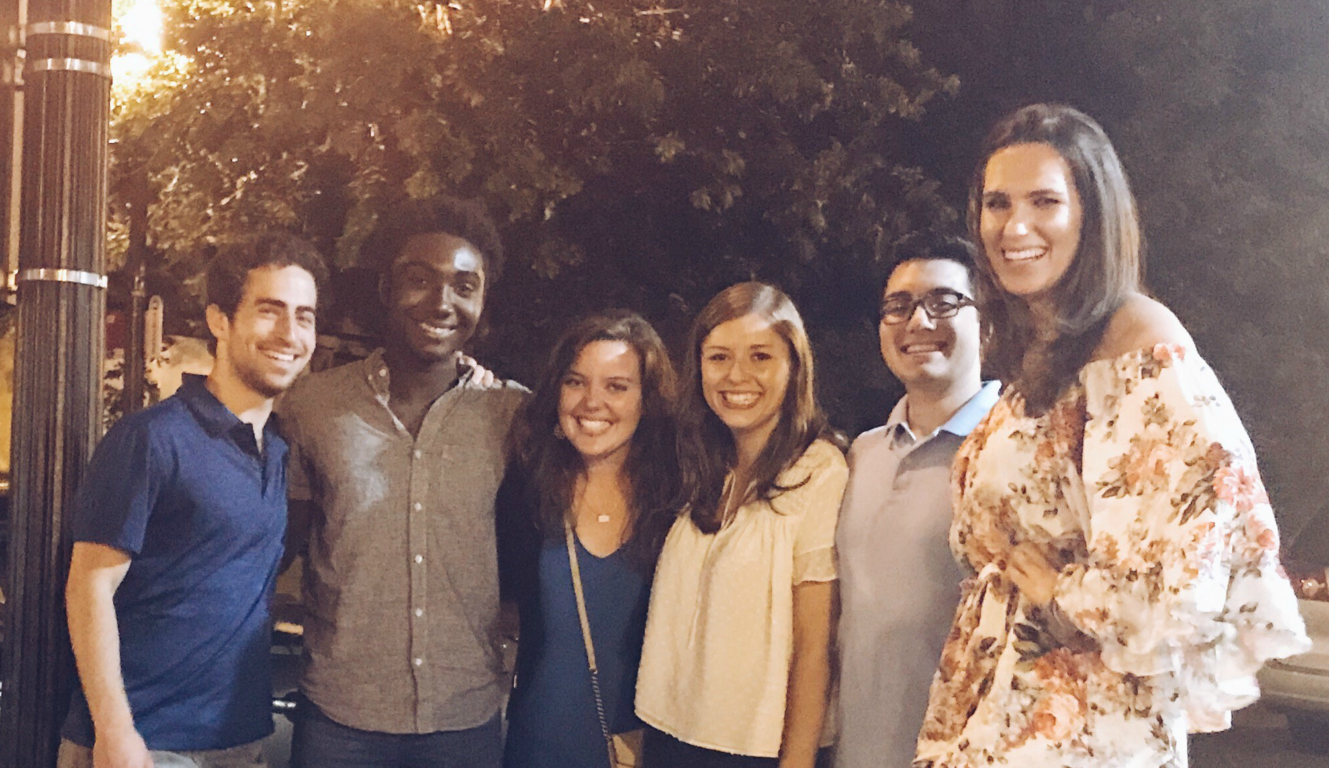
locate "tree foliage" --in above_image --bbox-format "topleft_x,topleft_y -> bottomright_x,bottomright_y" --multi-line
112,0 -> 959,430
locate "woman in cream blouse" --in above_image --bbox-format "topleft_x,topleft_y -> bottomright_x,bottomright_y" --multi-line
635,282 -> 849,768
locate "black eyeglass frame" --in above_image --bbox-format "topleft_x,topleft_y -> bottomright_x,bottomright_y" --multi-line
878,288 -> 976,325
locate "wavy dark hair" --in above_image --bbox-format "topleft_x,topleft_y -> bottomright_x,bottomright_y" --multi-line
506,310 -> 680,570
207,231 -> 330,317
969,103 -> 1143,412
680,282 -> 841,535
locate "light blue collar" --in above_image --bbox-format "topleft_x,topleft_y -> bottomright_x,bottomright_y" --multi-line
885,380 -> 1001,443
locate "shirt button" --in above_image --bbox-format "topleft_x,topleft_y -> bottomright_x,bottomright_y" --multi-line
413,502 -> 422,511
414,608 -> 424,617
413,449 -> 422,459
413,658 -> 423,667
414,555 -> 424,564
378,369 -> 388,377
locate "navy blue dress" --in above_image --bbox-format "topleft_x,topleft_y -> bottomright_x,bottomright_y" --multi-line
499,475 -> 651,768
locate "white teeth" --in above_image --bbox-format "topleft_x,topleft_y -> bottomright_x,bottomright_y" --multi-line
722,392 -> 760,408
576,418 -> 611,436
1004,247 -> 1045,262
263,351 -> 297,363
902,343 -> 942,354
418,322 -> 455,340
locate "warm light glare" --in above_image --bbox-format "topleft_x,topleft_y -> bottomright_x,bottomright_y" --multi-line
119,0 -> 164,56
112,0 -> 163,86
112,52 -> 153,84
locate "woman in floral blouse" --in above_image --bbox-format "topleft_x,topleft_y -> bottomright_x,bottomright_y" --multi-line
914,103 -> 1310,768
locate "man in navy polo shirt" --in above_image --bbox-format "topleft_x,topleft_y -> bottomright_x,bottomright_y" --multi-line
58,232 -> 327,768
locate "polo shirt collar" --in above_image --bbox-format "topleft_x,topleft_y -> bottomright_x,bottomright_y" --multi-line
941,380 -> 1002,437
885,379 -> 1002,445
177,373 -> 281,443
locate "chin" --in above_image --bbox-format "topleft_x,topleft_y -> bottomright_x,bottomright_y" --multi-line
410,344 -> 463,364
247,376 -> 292,399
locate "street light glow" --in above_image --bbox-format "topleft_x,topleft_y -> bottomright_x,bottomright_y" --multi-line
112,0 -> 164,84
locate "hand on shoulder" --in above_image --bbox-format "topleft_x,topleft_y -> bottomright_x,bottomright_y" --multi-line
1094,293 -> 1195,362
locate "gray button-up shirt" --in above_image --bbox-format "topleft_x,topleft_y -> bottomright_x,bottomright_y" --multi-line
279,350 -> 527,734
833,381 -> 1000,768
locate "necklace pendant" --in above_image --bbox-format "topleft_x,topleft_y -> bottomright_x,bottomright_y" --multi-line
597,513 -> 611,523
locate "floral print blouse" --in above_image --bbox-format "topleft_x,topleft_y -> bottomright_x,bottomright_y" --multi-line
915,345 -> 1310,768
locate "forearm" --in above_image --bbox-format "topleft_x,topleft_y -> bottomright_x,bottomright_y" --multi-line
66,543 -> 137,739
780,580 -> 834,768
67,573 -> 135,736
780,641 -> 831,768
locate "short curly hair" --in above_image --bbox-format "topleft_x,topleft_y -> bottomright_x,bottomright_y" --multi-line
206,231 -> 329,318
361,195 -> 505,283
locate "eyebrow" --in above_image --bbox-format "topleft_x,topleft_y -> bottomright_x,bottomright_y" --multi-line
983,187 -> 1065,199
255,297 -> 316,314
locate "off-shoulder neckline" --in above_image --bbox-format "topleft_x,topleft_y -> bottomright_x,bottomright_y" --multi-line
1082,342 -> 1194,370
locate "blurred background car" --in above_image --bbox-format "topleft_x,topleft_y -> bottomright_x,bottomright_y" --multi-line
1257,512 -> 1329,753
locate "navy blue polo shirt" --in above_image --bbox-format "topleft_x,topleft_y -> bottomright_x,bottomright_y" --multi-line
63,374 -> 287,751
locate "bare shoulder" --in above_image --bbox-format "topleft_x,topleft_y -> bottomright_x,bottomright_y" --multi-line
1093,293 -> 1195,361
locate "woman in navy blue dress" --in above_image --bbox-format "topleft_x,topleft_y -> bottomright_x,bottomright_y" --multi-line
499,311 -> 680,768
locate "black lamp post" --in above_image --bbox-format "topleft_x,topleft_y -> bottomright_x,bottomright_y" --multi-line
0,0 -> 111,765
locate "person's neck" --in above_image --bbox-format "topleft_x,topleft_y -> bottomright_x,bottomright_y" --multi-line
382,344 -> 460,399
733,420 -> 777,478
204,368 -> 274,447
905,374 -> 982,436
583,446 -> 629,485
1026,296 -> 1061,342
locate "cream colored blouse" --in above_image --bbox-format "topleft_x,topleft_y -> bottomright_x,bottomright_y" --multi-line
635,439 -> 849,757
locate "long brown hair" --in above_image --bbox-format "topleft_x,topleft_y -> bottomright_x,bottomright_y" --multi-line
969,103 -> 1143,411
679,282 -> 840,534
507,310 -> 680,570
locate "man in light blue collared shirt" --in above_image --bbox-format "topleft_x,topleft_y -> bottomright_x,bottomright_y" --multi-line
833,234 -> 1000,768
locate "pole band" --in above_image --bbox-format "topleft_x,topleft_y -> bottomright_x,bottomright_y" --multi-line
29,58 -> 112,78
16,268 -> 108,289
27,21 -> 114,41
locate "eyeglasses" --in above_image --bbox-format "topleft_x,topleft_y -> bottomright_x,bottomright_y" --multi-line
879,289 -> 975,325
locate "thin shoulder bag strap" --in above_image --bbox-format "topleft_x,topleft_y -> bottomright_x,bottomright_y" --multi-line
566,524 -> 619,768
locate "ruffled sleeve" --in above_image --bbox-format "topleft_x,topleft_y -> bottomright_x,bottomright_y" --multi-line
1054,344 -> 1310,732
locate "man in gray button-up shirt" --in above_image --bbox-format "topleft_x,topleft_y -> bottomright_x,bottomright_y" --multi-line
833,235 -> 999,768
280,197 -> 527,768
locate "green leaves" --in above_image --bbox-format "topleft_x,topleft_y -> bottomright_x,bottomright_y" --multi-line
111,0 -> 955,428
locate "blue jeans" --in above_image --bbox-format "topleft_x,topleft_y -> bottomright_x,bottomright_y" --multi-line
290,697 -> 502,768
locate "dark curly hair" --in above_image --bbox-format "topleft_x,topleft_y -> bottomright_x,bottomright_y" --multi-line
506,310 -> 681,571
206,231 -> 330,317
361,195 -> 505,283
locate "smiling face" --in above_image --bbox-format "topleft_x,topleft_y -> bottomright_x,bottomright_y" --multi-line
558,340 -> 644,470
979,142 -> 1084,306
382,232 -> 486,366
208,264 -> 318,399
879,258 -> 982,396
700,313 -> 792,448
